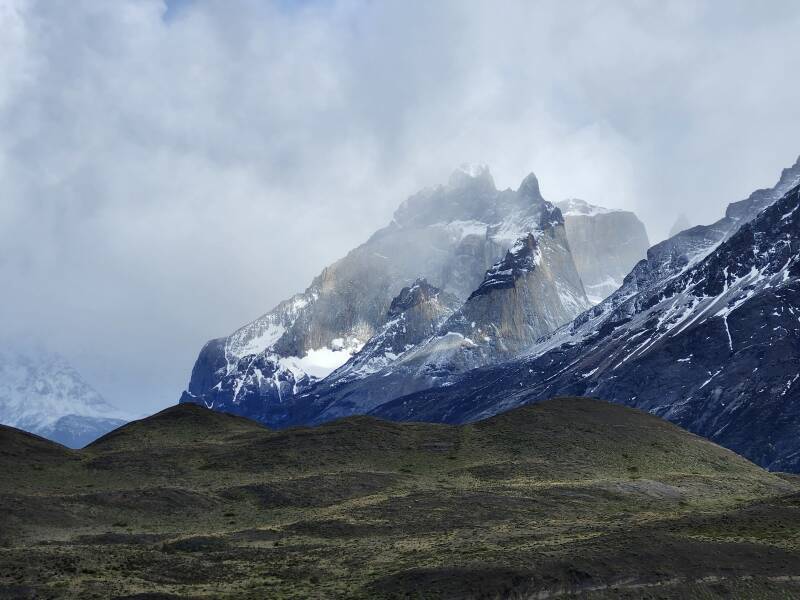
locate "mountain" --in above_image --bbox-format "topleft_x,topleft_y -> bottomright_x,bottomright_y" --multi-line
0,350 -> 128,448
288,197 -> 648,425
373,156 -> 800,472
292,228 -> 590,424
670,212 -> 692,237
3,398 -> 800,598
556,199 -> 650,303
321,278 -> 463,385
181,166 -> 591,426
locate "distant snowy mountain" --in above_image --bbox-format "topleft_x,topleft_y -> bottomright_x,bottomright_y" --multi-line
180,166 -> 595,426
372,156 -> 800,472
0,350 -> 127,447
556,199 -> 649,303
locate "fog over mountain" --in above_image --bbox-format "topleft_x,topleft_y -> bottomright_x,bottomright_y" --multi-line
2,0 -> 800,414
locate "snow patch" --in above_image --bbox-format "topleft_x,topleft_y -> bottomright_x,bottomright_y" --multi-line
280,345 -> 363,380
235,323 -> 285,357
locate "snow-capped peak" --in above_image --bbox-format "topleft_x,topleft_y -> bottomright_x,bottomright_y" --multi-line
518,172 -> 542,200
0,349 -> 128,432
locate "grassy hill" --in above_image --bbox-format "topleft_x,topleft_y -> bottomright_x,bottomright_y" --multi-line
1,398 -> 799,599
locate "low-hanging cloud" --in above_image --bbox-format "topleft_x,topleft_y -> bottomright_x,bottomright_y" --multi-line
2,0 -> 800,413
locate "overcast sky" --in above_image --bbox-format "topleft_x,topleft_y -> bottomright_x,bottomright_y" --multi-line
2,0 -> 800,415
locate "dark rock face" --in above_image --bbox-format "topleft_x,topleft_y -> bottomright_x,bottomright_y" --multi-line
181,166 -> 589,427
356,279 -> 463,368
469,233 -> 539,297
556,199 -> 650,303
373,176 -> 800,473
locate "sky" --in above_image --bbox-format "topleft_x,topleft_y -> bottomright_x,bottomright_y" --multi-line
2,0 -> 800,415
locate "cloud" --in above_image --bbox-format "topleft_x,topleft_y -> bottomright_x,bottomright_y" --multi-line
2,0 -> 800,413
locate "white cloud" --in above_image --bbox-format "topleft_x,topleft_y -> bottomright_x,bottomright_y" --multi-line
1,0 -> 799,412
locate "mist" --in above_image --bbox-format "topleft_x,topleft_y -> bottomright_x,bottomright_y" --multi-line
2,0 -> 800,414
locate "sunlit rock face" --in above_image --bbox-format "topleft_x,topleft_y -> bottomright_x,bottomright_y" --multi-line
556,199 -> 650,304
180,166 -> 590,427
448,230 -> 588,355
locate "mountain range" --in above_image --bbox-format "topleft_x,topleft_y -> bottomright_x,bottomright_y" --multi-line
374,157 -> 800,471
180,166 -> 649,427
181,155 -> 800,474
5,156 -> 800,597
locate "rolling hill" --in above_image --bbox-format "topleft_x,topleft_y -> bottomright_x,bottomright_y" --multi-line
2,398 -> 800,598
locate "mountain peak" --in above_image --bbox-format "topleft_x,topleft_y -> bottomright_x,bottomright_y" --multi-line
388,278 -> 444,317
470,233 -> 539,298
0,349 -> 129,448
779,154 -> 800,185
517,172 -> 542,200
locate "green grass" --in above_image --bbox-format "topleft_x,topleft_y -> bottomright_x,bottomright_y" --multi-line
1,397 -> 799,599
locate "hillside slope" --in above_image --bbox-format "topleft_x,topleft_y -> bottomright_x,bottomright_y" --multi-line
2,399 -> 800,599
